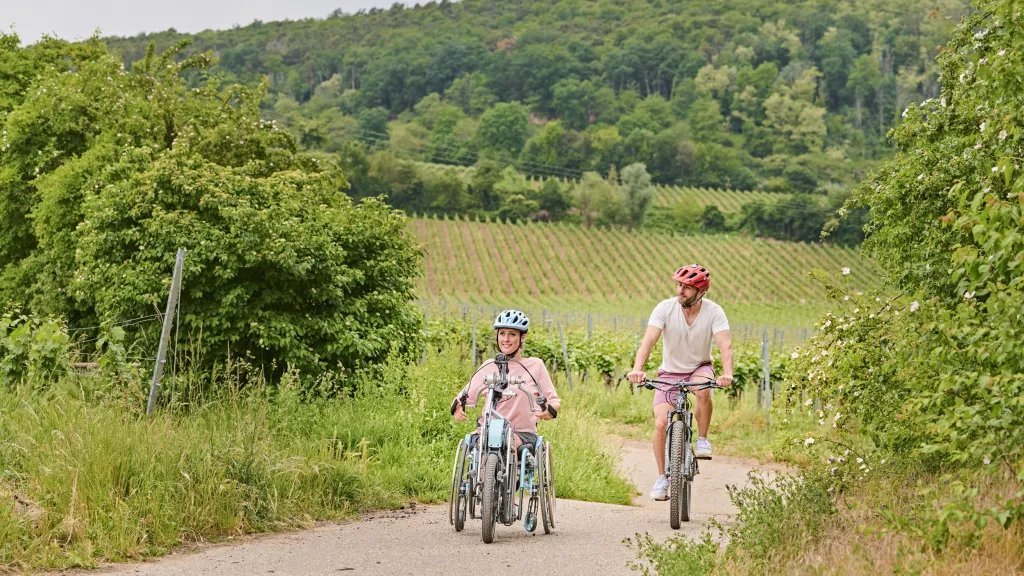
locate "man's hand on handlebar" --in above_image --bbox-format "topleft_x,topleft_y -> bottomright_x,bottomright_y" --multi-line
627,369 -> 647,384
717,374 -> 734,388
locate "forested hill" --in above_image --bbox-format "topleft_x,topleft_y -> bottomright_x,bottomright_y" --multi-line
104,0 -> 968,192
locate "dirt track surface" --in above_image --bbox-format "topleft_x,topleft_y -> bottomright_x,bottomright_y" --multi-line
91,439 -> 782,576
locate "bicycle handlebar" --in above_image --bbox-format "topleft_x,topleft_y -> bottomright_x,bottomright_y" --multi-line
634,378 -> 723,393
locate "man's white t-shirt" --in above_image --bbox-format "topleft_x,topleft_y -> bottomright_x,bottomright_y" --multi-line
648,297 -> 730,373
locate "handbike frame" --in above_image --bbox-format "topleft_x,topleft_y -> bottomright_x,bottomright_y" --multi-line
451,355 -> 550,540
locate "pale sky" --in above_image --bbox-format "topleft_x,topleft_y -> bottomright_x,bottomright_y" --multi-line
3,0 -> 414,45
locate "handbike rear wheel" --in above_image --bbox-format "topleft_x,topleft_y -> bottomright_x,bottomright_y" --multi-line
448,439 -> 467,527
540,441 -> 556,533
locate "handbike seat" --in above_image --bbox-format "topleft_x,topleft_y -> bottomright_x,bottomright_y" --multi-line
516,432 -> 541,459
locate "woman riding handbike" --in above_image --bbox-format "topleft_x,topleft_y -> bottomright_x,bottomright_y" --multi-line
448,310 -> 560,543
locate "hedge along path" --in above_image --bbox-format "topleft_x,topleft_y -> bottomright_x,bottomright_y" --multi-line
415,218 -> 438,295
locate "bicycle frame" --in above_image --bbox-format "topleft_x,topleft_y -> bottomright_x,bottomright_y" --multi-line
651,379 -> 717,481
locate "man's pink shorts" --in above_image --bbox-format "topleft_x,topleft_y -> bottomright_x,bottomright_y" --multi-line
653,365 -> 716,408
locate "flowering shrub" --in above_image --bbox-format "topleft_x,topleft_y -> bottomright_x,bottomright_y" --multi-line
784,0 -> 1024,540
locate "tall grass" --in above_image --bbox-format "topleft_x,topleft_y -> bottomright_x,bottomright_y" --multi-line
0,350 -> 632,570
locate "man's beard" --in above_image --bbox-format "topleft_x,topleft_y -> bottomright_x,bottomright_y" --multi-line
678,293 -> 701,308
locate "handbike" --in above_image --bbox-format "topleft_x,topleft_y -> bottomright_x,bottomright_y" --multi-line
636,377 -> 722,529
448,354 -> 556,543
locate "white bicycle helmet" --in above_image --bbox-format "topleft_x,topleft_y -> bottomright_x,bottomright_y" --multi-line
493,309 -> 530,333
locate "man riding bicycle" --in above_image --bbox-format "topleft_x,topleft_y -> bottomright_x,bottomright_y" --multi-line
627,264 -> 733,501
452,310 -> 561,451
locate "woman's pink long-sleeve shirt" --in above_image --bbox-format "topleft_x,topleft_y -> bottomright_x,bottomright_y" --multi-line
460,357 -> 560,435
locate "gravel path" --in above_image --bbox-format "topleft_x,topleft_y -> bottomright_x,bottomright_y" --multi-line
90,438 -> 782,576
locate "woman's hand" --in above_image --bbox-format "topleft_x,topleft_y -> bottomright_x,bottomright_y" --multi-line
453,403 -> 468,421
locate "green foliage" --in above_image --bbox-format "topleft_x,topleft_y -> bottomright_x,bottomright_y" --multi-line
107,0 -> 968,195
0,347 -> 634,569
0,36 -> 423,380
620,163 -> 654,230
474,101 -> 529,158
773,0 -> 1024,551
0,311 -> 69,387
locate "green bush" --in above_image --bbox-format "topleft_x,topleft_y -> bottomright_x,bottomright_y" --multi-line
0,38 -> 422,380
0,312 -> 69,387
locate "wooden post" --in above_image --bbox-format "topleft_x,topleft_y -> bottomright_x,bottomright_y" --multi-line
558,321 -> 573,390
147,248 -> 186,416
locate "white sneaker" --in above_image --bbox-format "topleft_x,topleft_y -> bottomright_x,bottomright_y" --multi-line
650,475 -> 670,500
695,437 -> 712,460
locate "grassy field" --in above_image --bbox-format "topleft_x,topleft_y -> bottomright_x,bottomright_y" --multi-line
410,215 -> 875,332
0,350 -> 633,570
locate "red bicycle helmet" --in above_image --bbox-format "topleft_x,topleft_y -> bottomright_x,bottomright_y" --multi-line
671,264 -> 711,292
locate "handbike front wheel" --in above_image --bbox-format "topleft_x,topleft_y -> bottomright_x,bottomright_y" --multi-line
481,453 -> 500,544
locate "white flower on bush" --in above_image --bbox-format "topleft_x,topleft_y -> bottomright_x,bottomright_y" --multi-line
964,291 -> 975,299
999,130 -> 1008,140
980,121 -> 987,131
910,300 -> 920,312
975,142 -> 983,150
998,49 -> 1006,56
941,97 -> 946,106
856,457 -> 864,464
842,267 -> 851,275
791,351 -> 799,359
805,398 -> 813,407
834,412 -> 842,421
984,456 -> 992,465
917,173 -> 924,180
804,437 -> 815,446
992,166 -> 999,173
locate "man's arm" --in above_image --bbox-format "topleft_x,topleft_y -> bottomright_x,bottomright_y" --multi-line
713,329 -> 734,387
627,325 -> 663,383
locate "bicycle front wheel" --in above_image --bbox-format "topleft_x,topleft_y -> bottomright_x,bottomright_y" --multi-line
669,423 -> 686,529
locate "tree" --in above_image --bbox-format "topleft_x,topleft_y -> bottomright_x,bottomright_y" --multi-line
572,172 -> 617,228
699,205 -> 727,232
620,163 -> 654,230
357,106 -> 390,139
474,102 -> 530,158
530,178 -> 570,218
0,36 -> 422,380
497,194 -> 539,223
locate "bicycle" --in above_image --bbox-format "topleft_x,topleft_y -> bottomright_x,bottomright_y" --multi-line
635,377 -> 723,529
448,354 -> 556,543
